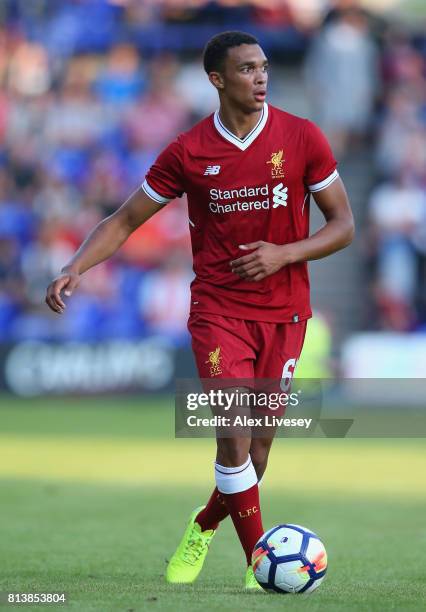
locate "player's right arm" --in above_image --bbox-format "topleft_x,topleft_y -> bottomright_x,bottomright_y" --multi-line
45,188 -> 161,314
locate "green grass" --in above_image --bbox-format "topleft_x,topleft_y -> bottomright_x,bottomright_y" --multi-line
0,395 -> 425,611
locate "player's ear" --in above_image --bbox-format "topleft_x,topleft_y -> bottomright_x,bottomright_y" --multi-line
208,71 -> 225,90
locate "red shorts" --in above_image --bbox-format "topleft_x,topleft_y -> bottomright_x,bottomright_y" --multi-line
188,312 -> 307,382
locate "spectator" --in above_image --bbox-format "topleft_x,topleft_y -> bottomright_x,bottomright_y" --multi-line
94,43 -> 146,106
138,250 -> 193,343
305,8 -> 379,155
368,171 -> 426,330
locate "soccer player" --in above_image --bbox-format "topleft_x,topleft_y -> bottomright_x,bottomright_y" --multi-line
45,32 -> 354,589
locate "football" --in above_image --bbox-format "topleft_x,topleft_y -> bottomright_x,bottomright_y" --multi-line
252,524 -> 327,593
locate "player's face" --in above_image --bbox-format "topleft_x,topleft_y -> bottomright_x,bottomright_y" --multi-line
220,44 -> 269,113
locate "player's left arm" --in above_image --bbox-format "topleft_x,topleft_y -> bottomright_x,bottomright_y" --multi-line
230,176 -> 354,281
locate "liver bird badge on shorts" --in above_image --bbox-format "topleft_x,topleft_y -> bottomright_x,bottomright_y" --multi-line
206,346 -> 223,376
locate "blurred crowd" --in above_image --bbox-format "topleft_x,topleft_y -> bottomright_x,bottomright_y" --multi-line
305,3 -> 426,332
366,23 -> 426,332
0,0 -> 308,345
0,1 -> 425,344
0,41 -> 197,342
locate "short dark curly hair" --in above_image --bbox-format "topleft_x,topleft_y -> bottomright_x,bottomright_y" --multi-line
203,31 -> 259,74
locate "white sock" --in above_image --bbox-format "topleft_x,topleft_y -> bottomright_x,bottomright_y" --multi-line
215,456 -> 258,494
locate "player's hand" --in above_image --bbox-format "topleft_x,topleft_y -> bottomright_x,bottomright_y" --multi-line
230,241 -> 293,282
45,271 -> 80,314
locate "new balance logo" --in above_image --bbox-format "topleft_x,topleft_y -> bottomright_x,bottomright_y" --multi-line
272,182 -> 288,208
204,165 -> 221,176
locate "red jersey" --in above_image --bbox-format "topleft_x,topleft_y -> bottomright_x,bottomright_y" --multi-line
143,103 -> 337,323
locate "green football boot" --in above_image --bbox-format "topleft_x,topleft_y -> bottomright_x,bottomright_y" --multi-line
166,506 -> 216,584
245,565 -> 264,591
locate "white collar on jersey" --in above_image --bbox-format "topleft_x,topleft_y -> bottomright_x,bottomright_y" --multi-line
213,103 -> 269,151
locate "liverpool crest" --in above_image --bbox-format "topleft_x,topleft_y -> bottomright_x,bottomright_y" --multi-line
206,346 -> 223,376
267,150 -> 285,178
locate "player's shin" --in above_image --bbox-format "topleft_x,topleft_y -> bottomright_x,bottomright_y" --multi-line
215,455 -> 264,565
195,487 -> 229,531
196,468 -> 265,532
196,470 -> 265,532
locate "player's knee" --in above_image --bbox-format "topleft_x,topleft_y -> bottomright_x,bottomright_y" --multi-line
216,440 -> 250,467
250,442 -> 271,477
250,453 -> 268,478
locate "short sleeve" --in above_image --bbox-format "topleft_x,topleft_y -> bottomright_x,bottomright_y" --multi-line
303,120 -> 338,193
142,139 -> 185,204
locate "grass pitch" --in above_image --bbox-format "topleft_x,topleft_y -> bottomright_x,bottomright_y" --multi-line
0,395 -> 425,611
